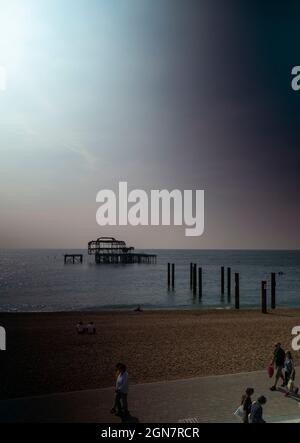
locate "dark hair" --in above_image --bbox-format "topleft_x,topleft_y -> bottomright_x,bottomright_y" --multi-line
258,396 -> 267,405
246,388 -> 254,396
116,363 -> 127,372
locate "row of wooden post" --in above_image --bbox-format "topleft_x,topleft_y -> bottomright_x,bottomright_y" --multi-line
167,264 -> 277,312
221,266 -> 232,298
167,262 -> 203,297
190,263 -> 202,298
222,267 -> 276,313
221,266 -> 240,308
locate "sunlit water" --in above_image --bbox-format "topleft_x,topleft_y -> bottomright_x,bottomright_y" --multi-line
0,249 -> 300,312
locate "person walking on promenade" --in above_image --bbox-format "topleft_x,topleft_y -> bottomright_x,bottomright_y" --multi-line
283,351 -> 299,396
283,351 -> 295,387
270,343 -> 285,391
111,363 -> 129,417
250,396 -> 267,423
241,388 -> 254,423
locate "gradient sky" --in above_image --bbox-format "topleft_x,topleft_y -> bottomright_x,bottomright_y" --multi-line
0,0 -> 300,249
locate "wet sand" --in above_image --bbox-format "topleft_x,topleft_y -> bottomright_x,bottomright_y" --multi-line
0,309 -> 300,399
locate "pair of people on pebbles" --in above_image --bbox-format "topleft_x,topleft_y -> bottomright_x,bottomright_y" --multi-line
76,321 -> 96,335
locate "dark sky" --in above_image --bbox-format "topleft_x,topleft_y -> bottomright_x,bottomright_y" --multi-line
0,0 -> 300,248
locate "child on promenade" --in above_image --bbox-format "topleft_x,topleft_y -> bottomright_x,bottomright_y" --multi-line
250,396 -> 267,423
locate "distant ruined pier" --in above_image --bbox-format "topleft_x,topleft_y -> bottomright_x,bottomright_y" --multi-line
88,237 -> 157,264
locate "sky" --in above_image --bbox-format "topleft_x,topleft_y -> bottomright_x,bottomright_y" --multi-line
0,0 -> 300,249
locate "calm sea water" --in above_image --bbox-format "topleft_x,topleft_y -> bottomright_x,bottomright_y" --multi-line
0,249 -> 300,312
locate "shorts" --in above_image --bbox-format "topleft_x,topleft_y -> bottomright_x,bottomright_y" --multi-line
276,366 -> 283,379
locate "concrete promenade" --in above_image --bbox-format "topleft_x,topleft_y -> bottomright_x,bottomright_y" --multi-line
0,368 -> 299,423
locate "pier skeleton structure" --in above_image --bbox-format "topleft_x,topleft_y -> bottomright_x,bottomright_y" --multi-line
88,237 -> 157,264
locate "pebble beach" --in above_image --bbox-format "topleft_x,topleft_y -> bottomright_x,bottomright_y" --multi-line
0,309 -> 300,399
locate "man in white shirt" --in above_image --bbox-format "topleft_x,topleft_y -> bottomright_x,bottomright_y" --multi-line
111,363 -> 129,417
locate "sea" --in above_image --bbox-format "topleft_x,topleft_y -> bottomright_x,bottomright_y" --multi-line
0,249 -> 300,312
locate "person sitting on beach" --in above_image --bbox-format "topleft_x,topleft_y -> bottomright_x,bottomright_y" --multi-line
134,305 -> 142,312
241,388 -> 254,424
87,321 -> 96,335
270,343 -> 285,391
249,396 -> 267,423
76,322 -> 85,334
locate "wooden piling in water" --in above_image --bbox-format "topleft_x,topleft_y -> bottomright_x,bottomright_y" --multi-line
167,263 -> 171,288
172,263 -> 175,289
221,266 -> 225,295
227,267 -> 231,299
271,272 -> 276,309
235,273 -> 240,309
198,267 -> 202,298
193,264 -> 197,295
261,281 -> 267,314
190,263 -> 193,289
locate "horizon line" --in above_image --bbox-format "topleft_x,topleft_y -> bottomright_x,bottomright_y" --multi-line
1,247 -> 300,252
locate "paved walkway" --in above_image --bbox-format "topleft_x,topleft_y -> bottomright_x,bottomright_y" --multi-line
0,368 -> 300,423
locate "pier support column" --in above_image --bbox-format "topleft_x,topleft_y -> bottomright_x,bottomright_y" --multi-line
261,281 -> 267,314
221,266 -> 225,295
172,263 -> 175,289
227,267 -> 231,300
235,273 -> 240,310
198,267 -> 202,299
271,273 -> 276,309
193,264 -> 197,295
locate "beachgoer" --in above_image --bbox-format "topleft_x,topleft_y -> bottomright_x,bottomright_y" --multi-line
111,363 -> 129,417
282,351 -> 299,395
270,343 -> 285,391
283,351 -> 295,387
134,305 -> 142,312
111,365 -> 121,415
241,388 -> 254,423
76,322 -> 84,334
87,322 -> 96,334
249,396 -> 267,423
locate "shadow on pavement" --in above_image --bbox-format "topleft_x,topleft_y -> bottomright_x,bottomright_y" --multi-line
121,414 -> 139,423
277,387 -> 300,402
